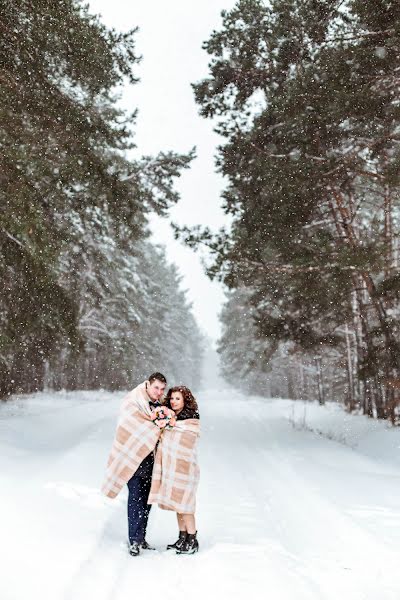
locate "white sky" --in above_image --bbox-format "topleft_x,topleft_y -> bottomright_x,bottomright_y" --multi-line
89,0 -> 237,341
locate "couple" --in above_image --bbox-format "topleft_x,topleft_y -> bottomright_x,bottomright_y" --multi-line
101,372 -> 200,556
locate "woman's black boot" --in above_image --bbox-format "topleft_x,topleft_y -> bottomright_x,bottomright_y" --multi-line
176,531 -> 199,555
166,531 -> 187,551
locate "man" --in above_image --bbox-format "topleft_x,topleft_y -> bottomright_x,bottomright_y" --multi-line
102,372 -> 167,556
126,372 -> 166,556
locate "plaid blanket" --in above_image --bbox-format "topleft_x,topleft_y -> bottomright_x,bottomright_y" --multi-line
101,382 -> 162,499
148,419 -> 200,514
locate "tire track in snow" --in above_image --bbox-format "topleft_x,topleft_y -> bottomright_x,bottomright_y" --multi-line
63,502 -> 130,600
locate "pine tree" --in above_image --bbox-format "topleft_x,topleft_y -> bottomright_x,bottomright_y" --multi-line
0,1 -> 194,397
184,0 -> 400,421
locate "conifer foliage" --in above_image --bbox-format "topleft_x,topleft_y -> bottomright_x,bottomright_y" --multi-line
0,1 -> 202,397
186,0 -> 400,421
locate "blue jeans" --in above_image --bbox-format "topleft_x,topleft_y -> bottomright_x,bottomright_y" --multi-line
127,475 -> 152,544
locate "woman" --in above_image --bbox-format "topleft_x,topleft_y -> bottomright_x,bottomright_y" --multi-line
148,385 -> 200,554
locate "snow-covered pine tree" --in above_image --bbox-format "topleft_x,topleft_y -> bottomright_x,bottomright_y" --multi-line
0,1 -> 196,397
181,0 -> 400,422
47,219 -> 203,392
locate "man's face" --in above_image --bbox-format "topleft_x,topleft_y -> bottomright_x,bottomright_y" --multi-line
147,379 -> 166,402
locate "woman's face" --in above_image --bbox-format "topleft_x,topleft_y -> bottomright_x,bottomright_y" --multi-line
170,391 -> 184,414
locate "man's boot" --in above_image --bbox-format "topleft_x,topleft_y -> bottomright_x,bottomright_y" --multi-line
166,531 -> 187,551
128,541 -> 141,556
176,532 -> 198,555
141,540 -> 156,550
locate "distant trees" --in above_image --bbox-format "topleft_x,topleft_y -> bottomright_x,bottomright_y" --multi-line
183,0 -> 400,422
0,1 -> 202,397
47,218 -> 204,391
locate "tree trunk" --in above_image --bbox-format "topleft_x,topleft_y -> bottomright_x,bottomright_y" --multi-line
315,355 -> 325,405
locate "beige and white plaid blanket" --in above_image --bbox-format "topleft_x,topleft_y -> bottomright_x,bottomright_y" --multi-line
101,381 -> 162,499
148,419 -> 200,514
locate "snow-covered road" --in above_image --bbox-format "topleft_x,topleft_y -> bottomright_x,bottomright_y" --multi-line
1,389 -> 399,600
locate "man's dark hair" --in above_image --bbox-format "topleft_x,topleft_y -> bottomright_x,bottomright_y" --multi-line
148,372 -> 167,384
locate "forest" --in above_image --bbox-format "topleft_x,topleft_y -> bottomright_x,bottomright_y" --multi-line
0,0 -> 203,397
2,0 -> 400,424
179,0 -> 400,423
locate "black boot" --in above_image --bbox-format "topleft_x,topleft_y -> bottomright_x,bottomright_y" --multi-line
176,532 -> 199,555
141,540 -> 156,550
166,531 -> 187,551
128,541 -> 141,556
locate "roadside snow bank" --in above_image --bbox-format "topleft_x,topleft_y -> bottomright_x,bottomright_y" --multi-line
288,398 -> 400,467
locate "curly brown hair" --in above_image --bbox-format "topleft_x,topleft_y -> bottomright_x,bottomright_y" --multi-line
164,386 -> 198,412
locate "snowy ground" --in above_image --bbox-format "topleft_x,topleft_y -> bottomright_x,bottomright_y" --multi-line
1,388 -> 400,600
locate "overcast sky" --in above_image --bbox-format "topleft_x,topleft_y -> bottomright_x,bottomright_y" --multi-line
89,1 -> 237,342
